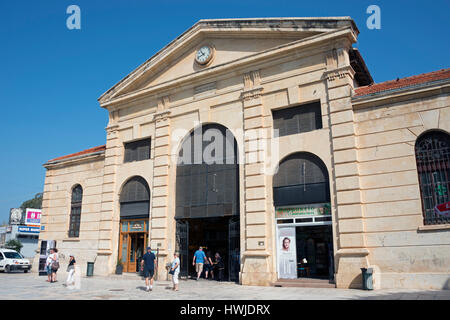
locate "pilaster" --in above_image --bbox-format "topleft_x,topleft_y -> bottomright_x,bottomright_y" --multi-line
150,96 -> 171,279
325,47 -> 369,288
240,70 -> 276,286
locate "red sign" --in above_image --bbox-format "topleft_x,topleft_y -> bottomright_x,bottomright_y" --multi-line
25,208 -> 42,226
434,202 -> 450,217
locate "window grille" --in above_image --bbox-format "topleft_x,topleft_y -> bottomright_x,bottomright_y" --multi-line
124,139 -> 151,163
176,124 -> 239,219
120,176 -> 150,218
415,131 -> 450,225
273,153 -> 330,206
68,185 -> 82,237
273,102 -> 322,137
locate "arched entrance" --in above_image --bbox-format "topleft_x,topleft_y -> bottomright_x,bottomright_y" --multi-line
273,152 -> 334,281
118,176 -> 150,273
175,124 -> 240,281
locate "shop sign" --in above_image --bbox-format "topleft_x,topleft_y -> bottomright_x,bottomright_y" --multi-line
18,226 -> 40,234
276,203 -> 331,219
130,222 -> 144,230
434,201 -> 450,217
25,208 -> 42,226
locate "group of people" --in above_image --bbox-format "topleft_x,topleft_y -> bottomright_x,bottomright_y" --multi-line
140,246 -> 180,292
138,246 -> 225,293
192,246 -> 225,281
45,248 -> 76,287
42,245 -> 224,293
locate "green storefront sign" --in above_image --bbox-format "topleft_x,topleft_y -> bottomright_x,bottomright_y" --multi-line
276,203 -> 331,219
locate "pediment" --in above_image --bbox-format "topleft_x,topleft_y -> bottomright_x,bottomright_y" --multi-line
99,18 -> 358,106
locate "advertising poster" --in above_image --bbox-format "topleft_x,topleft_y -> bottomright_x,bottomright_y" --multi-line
25,208 -> 42,226
278,227 -> 297,279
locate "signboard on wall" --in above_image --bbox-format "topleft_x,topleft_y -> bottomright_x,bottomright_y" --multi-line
18,226 -> 40,234
25,208 -> 42,226
277,227 -> 297,279
276,203 -> 331,219
435,201 -> 450,217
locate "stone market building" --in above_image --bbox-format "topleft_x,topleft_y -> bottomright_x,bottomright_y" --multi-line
33,17 -> 450,289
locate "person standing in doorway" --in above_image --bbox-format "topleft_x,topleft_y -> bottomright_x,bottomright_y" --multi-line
170,252 -> 180,291
140,247 -> 157,292
192,246 -> 206,280
213,252 -> 224,282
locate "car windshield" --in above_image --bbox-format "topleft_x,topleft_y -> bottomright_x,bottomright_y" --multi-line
3,252 -> 23,259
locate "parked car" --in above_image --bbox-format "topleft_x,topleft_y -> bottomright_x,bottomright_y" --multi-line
0,248 -> 32,273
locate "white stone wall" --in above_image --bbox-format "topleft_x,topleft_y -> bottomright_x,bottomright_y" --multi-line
353,92 -> 450,289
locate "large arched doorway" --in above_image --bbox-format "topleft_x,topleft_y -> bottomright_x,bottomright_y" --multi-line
273,152 -> 334,281
175,124 -> 240,281
118,176 -> 150,273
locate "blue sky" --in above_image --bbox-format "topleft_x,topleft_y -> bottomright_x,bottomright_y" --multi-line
0,0 -> 449,223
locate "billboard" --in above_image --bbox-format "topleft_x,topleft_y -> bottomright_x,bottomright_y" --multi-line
25,208 -> 42,226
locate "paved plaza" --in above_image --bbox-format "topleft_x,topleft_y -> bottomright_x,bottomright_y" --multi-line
0,272 -> 449,300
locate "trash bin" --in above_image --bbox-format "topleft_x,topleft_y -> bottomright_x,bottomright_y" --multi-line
361,268 -> 373,290
87,262 -> 94,277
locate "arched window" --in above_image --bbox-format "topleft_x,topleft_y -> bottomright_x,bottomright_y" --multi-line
176,123 -> 239,219
415,131 -> 450,225
69,185 -> 83,237
120,176 -> 150,218
273,152 -> 329,207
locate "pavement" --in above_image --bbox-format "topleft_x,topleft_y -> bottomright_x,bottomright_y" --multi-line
0,271 -> 449,300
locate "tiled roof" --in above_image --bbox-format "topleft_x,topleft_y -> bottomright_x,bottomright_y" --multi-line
354,68 -> 450,97
47,145 -> 106,163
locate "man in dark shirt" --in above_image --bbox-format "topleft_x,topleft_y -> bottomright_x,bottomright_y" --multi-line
140,247 -> 157,292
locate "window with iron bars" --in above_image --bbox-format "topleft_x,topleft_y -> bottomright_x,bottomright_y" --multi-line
415,131 -> 450,225
68,185 -> 82,237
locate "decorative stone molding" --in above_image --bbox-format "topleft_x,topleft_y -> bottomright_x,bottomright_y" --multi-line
157,95 -> 170,112
153,110 -> 171,122
241,87 -> 264,101
324,66 -> 355,82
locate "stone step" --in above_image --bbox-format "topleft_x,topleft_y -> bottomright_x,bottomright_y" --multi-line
273,278 -> 336,288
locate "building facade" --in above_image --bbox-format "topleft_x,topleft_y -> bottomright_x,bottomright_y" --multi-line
34,18 -> 450,289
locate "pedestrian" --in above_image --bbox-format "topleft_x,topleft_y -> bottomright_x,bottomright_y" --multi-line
50,248 -> 59,283
204,251 -> 213,280
170,252 -> 180,291
65,254 -> 76,287
213,252 -> 224,282
192,246 -> 206,280
45,248 -> 54,282
140,247 -> 157,292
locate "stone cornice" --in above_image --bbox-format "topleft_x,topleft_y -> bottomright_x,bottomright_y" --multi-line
99,27 -> 357,109
43,152 -> 105,169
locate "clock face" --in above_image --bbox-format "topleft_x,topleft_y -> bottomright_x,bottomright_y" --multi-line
195,45 -> 213,65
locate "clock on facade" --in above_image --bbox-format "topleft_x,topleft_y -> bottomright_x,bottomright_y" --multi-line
195,45 -> 214,65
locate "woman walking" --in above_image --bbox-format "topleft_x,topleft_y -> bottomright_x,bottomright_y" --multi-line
204,251 -> 213,280
170,252 -> 180,291
65,254 -> 76,287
